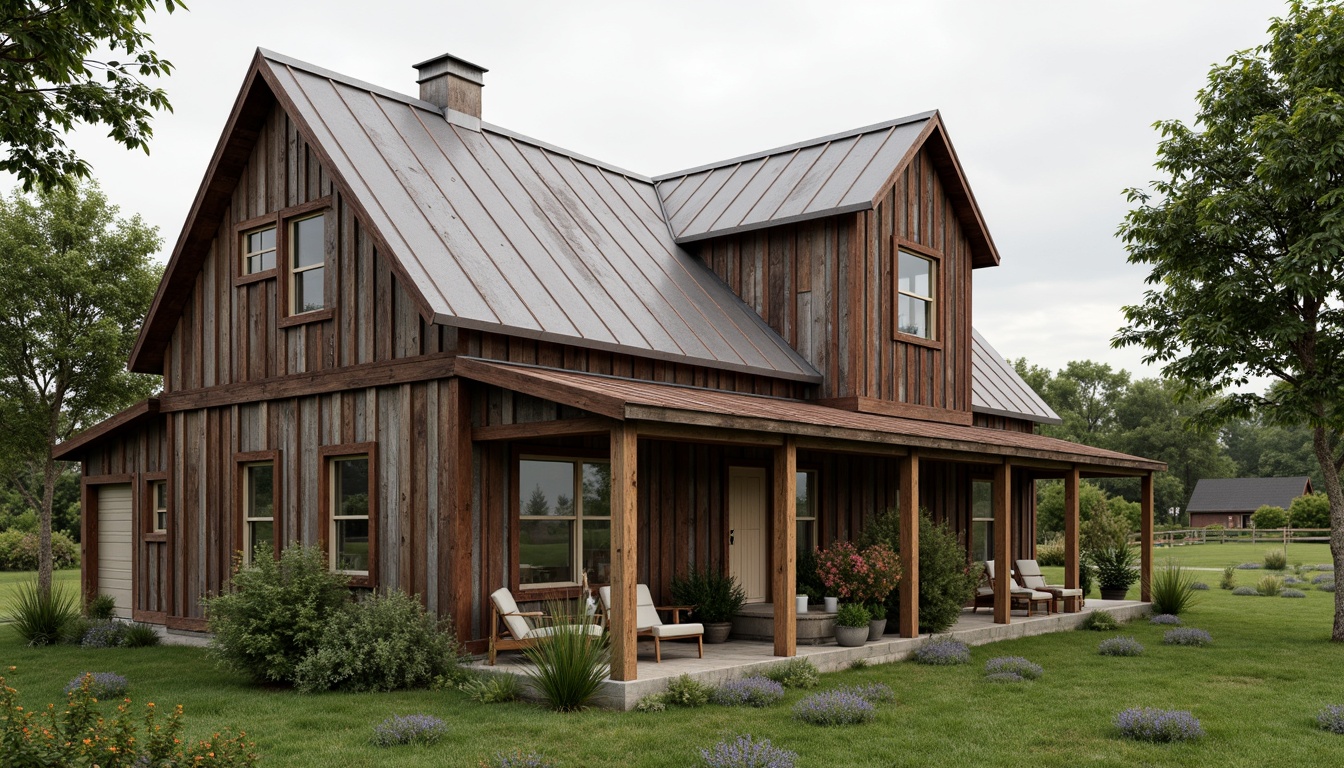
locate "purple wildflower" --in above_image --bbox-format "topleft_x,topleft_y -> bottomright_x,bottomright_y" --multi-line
711,677 -> 785,708
912,637 -> 970,666
489,749 -> 559,767
984,656 -> 1043,680
1114,707 -> 1203,742
65,672 -> 128,698
1318,704 -> 1344,735
1098,637 -> 1144,657
80,621 -> 128,648
793,690 -> 877,726
834,682 -> 896,704
1149,614 -> 1182,625
1163,628 -> 1212,647
1190,582 -> 1210,590
986,671 -> 1025,683
371,714 -> 447,747
699,734 -> 797,768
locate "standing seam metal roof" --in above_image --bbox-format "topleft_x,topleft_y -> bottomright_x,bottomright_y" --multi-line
971,329 -> 1061,425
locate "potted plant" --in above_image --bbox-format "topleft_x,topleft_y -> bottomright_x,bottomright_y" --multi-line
1090,546 -> 1138,600
815,541 -> 902,625
867,603 -> 887,640
833,603 -> 871,647
671,568 -> 746,643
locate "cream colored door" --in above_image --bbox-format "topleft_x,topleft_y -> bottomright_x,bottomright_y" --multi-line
97,484 -> 134,619
729,467 -> 768,603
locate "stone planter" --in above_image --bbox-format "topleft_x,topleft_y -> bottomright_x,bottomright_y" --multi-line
834,624 -> 868,647
867,618 -> 887,641
704,621 -> 733,644
1099,587 -> 1130,601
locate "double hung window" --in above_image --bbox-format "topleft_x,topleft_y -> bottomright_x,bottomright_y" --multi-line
518,457 -> 611,586
896,249 -> 937,340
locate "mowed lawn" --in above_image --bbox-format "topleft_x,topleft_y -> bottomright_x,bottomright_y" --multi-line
1,566 -> 1342,766
1149,541 -> 1334,571
0,569 -> 79,615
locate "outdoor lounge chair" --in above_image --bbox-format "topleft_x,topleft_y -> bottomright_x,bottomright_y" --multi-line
1015,559 -> 1084,613
973,560 -> 1054,616
598,584 -> 704,662
487,587 -> 604,665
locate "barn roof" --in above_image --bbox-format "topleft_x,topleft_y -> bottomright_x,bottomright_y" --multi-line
1186,477 -> 1313,513
970,329 -> 1061,425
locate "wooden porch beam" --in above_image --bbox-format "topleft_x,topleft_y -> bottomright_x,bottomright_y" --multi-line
794,436 -> 908,457
470,416 -> 614,442
993,461 -> 1012,625
1064,466 -> 1080,591
1141,472 -> 1154,602
637,421 -> 783,447
772,437 -> 797,657
609,422 -> 639,681
898,451 -> 920,638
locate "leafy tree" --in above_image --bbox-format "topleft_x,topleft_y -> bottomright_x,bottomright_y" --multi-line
1035,480 -> 1111,539
1223,416 -> 1323,486
1080,505 -> 1131,554
1289,492 -> 1331,529
1113,0 -> 1344,639
0,182 -> 160,594
1251,505 -> 1289,530
0,1 -> 184,191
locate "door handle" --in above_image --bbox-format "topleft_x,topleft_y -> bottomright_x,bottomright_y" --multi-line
730,529 -> 735,545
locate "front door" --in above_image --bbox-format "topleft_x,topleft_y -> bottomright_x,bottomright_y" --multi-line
729,466 -> 768,603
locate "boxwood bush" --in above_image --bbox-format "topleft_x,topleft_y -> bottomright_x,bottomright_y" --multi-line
860,508 -> 978,633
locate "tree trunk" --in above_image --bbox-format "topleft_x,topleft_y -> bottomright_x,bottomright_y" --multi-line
37,450 -> 57,598
1310,426 -> 1344,642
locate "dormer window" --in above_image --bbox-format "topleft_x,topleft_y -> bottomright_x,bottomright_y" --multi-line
897,249 -> 937,340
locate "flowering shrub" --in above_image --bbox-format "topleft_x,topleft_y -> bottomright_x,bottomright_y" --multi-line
485,749 -> 559,767
80,620 -> 128,648
1098,637 -> 1144,657
1235,562 -> 1262,570
4,668 -> 257,766
793,690 -> 876,725
1163,628 -> 1213,646
1191,582 -> 1210,590
763,658 -> 819,689
835,682 -> 896,703
814,541 -> 901,603
1313,574 -> 1334,585
912,637 -> 970,665
1149,614 -> 1182,625
699,734 -> 797,768
1282,588 -> 1307,598
1232,586 -> 1258,596
984,656 -> 1043,680
371,714 -> 448,747
64,671 -> 128,698
1318,704 -> 1344,735
1114,707 -> 1203,742
711,677 -> 785,707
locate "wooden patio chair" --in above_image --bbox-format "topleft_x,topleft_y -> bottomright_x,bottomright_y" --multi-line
1015,559 -> 1084,613
972,560 -> 1054,617
598,584 -> 705,662
487,587 -> 604,665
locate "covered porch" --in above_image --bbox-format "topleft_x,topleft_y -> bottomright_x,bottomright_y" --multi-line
458,358 -> 1165,682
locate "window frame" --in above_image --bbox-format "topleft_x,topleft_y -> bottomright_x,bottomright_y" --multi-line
892,239 -> 942,347
286,212 -> 328,318
141,472 -> 168,542
969,478 -> 994,564
795,468 -> 818,553
240,223 -> 278,279
234,450 -> 281,564
514,452 -> 612,592
319,443 -> 377,588
232,197 -> 336,328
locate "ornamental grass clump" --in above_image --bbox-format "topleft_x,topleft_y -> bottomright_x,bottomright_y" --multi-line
1282,588 -> 1307,598
1081,611 -> 1120,631
699,734 -> 797,768
1098,637 -> 1144,657
5,579 -> 79,646
793,690 -> 877,726
1263,550 -> 1288,570
1256,575 -> 1285,597
120,622 -> 161,648
1114,707 -> 1204,742
1163,628 -> 1213,646
460,673 -> 522,704
912,636 -> 970,665
486,750 -> 558,767
1318,704 -> 1344,735
712,676 -> 785,708
984,656 -> 1043,680
522,601 -> 609,712
1232,586 -> 1258,596
1220,566 -> 1237,590
1148,563 -> 1199,615
64,672 -> 128,698
371,714 -> 447,747
763,658 -> 819,689
1149,613 -> 1182,626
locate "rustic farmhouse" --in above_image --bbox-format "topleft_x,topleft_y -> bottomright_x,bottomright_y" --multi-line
55,50 -> 1165,680
1187,476 -> 1312,529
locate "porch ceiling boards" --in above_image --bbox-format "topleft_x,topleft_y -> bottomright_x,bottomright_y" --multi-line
454,358 -> 1166,473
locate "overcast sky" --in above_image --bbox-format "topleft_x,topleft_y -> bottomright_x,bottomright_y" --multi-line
2,0 -> 1292,379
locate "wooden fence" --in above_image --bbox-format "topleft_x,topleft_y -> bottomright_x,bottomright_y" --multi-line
1135,528 -> 1331,548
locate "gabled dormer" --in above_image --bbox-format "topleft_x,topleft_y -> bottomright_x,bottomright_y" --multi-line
656,112 -> 1000,425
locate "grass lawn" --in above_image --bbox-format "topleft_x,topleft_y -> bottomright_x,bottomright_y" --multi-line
1149,541 -> 1334,571
3,573 -> 1344,766
0,569 -> 79,617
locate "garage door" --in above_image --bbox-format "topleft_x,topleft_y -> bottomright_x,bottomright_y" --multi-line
96,484 -> 133,619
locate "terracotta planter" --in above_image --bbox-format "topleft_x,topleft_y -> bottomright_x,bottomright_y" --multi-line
1099,588 -> 1129,601
867,618 -> 887,641
835,624 -> 868,647
704,622 -> 733,644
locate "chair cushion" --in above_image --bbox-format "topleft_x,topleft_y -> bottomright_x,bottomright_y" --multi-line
1044,587 -> 1083,597
635,584 -> 662,630
1027,590 -> 1053,600
649,622 -> 704,638
524,623 -> 605,640
490,588 -> 530,640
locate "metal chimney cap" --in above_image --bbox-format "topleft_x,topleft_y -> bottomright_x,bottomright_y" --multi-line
413,53 -> 488,86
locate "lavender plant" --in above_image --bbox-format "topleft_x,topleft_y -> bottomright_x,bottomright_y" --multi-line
793,690 -> 877,725
1235,563 -> 1262,570
64,672 -> 128,698
1318,704 -> 1344,735
485,749 -> 559,767
371,714 -> 447,747
1163,628 -> 1213,646
984,656 -> 1043,680
1149,614 -> 1182,625
1282,589 -> 1307,598
1098,637 -> 1144,657
1232,586 -> 1258,596
834,682 -> 896,704
711,677 -> 785,708
80,621 -> 128,648
1191,582 -> 1210,590
699,734 -> 797,768
911,637 -> 970,665
1114,708 -> 1203,742
1312,574 -> 1334,585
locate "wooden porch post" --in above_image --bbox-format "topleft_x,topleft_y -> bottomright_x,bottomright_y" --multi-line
609,422 -> 639,681
1140,471 -> 1154,602
993,461 -> 1012,625
898,450 -> 919,638
772,436 -> 797,657
1064,466 -> 1080,591
443,377 -> 474,643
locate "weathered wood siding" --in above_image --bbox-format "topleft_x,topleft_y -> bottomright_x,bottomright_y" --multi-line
972,414 -> 1037,433
693,147 -> 974,413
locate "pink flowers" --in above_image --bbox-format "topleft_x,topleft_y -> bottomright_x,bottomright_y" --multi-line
814,541 -> 902,602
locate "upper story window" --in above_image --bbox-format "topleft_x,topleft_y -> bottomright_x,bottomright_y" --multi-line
289,214 -> 326,315
151,480 -> 168,533
518,457 -> 611,587
896,249 -> 937,340
243,226 -> 277,274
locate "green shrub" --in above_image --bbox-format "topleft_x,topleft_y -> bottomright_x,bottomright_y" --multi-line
835,602 -> 870,628
293,589 -> 462,693
1251,504 -> 1288,530
1148,563 -> 1199,615
0,529 -> 80,571
1081,611 -> 1120,631
1080,505 -> 1132,553
85,593 -> 117,621
664,674 -> 712,707
460,673 -> 522,704
1035,535 -> 1066,567
205,544 -> 351,685
1090,547 -> 1139,593
5,579 -> 79,646
763,658 -> 820,689
1263,550 -> 1288,571
670,569 -> 746,623
121,622 -> 162,648
635,693 -> 668,712
1289,492 -> 1330,529
860,508 -> 978,633
796,547 -> 826,602
1256,575 -> 1285,597
1220,566 -> 1237,590
523,601 -> 610,711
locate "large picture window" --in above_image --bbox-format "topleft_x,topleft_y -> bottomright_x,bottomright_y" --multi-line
243,463 -> 275,564
518,457 -> 611,587
896,249 -> 937,339
796,470 -> 816,551
329,455 -> 371,576
970,479 -> 993,563
289,214 -> 326,315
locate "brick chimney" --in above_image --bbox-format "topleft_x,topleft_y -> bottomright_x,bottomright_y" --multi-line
413,53 -> 487,130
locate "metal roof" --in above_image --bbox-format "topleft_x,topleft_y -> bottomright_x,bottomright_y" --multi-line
262,51 -> 821,383
456,358 -> 1165,472
653,114 -> 933,244
971,329 -> 1061,425
1186,477 -> 1313,513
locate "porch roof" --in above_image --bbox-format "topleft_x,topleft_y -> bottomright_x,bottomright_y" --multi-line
455,358 -> 1165,473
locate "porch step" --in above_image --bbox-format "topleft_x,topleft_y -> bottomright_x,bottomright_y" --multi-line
731,602 -> 838,645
